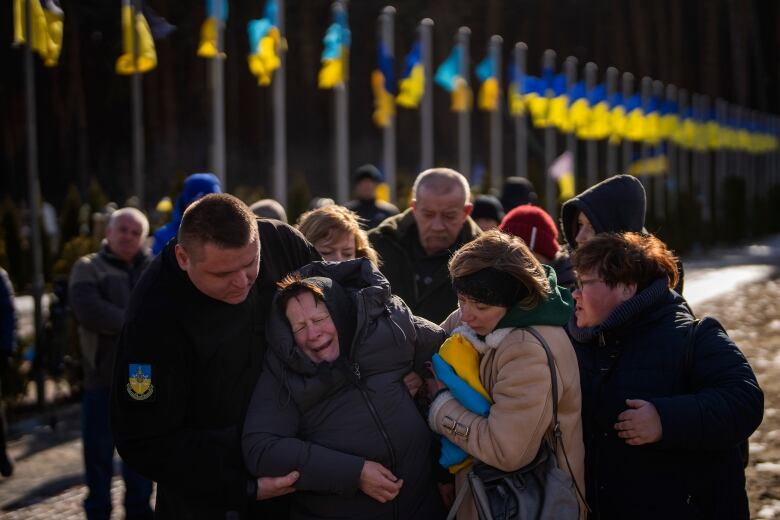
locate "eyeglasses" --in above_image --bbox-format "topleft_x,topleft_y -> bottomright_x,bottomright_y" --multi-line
574,277 -> 604,291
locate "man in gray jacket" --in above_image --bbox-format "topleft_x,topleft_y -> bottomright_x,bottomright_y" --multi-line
70,207 -> 153,520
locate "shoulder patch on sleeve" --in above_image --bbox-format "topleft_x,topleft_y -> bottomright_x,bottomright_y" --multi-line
127,363 -> 155,401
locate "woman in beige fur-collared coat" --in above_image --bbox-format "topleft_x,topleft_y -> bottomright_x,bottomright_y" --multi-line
429,230 -> 586,520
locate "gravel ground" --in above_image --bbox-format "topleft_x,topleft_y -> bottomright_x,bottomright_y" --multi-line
694,277 -> 780,519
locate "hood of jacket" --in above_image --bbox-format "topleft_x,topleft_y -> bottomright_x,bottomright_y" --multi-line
496,264 -> 574,330
265,259 -> 400,411
560,174 -> 646,248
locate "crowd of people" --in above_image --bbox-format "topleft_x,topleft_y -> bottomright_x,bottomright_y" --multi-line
0,164 -> 764,520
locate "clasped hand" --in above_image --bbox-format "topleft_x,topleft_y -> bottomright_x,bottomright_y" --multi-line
614,399 -> 663,445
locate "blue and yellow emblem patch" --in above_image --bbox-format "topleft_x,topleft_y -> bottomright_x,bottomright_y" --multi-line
127,363 -> 154,401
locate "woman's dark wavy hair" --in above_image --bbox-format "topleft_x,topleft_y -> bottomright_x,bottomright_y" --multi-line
571,232 -> 679,292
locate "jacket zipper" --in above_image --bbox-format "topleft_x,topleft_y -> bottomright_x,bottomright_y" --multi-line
350,293 -> 400,520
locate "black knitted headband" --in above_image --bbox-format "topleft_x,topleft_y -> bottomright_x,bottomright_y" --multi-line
452,267 -> 528,308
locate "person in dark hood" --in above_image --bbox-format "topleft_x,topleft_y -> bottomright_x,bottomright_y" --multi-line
243,258 -> 446,520
559,174 -> 684,294
560,174 -> 646,250
152,173 -> 222,255
344,164 -> 400,230
499,176 -> 538,212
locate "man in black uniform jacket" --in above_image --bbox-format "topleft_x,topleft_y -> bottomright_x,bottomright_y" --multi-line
111,194 -> 320,519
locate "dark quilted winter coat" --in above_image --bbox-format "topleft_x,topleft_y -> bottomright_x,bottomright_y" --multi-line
568,279 -> 762,520
243,258 -> 446,520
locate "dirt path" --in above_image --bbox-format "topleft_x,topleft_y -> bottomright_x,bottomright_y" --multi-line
695,277 -> 780,519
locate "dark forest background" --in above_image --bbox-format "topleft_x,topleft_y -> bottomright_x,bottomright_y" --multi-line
1,0 -> 779,212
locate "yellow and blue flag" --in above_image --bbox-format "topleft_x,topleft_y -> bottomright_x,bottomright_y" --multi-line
198,0 -> 228,58
13,0 -> 64,67
435,46 -> 471,112
624,93 -> 646,142
627,145 -> 668,176
318,7 -> 350,89
396,41 -> 424,109
659,99 -> 680,141
247,0 -> 280,86
475,54 -> 498,111
576,84 -> 611,140
507,64 -> 526,116
116,1 -> 158,75
371,41 -> 395,127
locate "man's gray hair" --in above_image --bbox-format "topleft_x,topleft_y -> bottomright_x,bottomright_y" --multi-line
411,168 -> 471,204
108,207 -> 149,238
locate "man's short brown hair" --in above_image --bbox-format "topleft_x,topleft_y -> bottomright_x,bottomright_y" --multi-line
178,194 -> 258,256
572,232 -> 679,291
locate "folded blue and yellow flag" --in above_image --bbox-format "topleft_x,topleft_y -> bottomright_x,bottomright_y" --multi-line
13,0 -> 64,67
247,0 -> 280,86
432,333 -> 492,474
396,41 -> 424,109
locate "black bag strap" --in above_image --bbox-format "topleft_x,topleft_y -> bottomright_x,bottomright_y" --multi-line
525,326 -> 590,512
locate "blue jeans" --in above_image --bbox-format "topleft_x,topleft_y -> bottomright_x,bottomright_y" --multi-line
82,388 -> 153,520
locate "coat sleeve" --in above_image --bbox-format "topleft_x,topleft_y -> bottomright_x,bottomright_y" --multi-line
439,309 -> 462,335
111,311 -> 254,509
69,259 -> 125,335
650,320 -> 764,450
429,334 -> 554,472
409,311 -> 447,376
242,366 -> 365,496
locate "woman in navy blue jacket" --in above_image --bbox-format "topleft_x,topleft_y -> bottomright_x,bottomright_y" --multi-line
567,232 -> 762,520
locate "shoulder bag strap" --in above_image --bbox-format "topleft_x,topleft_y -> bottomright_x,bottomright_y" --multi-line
526,326 -> 590,512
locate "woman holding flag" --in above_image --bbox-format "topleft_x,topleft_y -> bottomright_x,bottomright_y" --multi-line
429,230 -> 585,519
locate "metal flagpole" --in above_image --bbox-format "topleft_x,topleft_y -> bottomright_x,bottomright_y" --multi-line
621,72 -> 634,175
211,0 -> 226,187
380,6 -> 396,202
677,90 -> 689,211
605,66 -> 618,177
456,27 -> 471,181
419,18 -> 434,171
564,56 -> 577,195
130,0 -> 145,208
652,80 -> 665,221
700,95 -> 712,229
714,98 -> 727,228
543,49 -> 557,219
333,1 -> 349,203
272,0 -> 287,207
514,42 -> 528,179
584,62 -> 598,188
639,76 -> 652,210
23,0 -> 45,409
665,84 -> 678,219
488,35 -> 502,192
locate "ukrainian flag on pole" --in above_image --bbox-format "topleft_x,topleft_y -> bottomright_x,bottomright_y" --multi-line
435,45 -> 470,112
198,0 -> 228,58
115,0 -> 158,74
396,41 -> 424,109
247,0 -> 281,86
13,0 -> 64,67
318,6 -> 350,89
475,54 -> 498,111
371,41 -> 395,127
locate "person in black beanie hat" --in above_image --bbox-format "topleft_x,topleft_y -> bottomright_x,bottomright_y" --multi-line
471,194 -> 505,231
344,164 -> 399,230
499,176 -> 538,212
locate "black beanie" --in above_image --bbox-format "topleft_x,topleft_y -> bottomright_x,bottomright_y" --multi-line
471,195 -> 505,223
